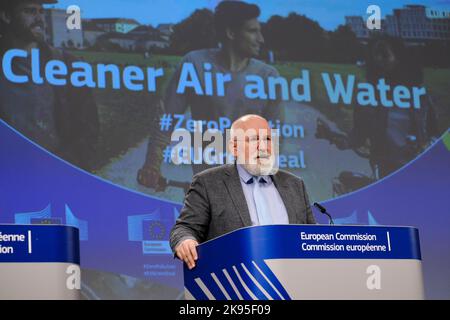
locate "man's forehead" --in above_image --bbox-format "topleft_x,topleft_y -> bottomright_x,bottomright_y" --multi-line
15,2 -> 44,11
242,18 -> 261,29
234,127 -> 272,137
241,120 -> 269,131
17,1 -> 45,8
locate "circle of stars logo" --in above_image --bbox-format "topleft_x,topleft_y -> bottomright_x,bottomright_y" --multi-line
148,221 -> 166,240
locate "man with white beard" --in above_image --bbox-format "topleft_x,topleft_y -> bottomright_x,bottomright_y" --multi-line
170,114 -> 316,269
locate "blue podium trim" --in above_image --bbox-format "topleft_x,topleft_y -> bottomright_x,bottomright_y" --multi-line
0,224 -> 80,264
198,225 -> 421,261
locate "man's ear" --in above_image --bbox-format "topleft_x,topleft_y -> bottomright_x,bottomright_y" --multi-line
225,27 -> 236,41
228,138 -> 237,157
0,10 -> 12,25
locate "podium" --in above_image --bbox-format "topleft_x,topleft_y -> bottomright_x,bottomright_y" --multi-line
183,225 -> 424,300
0,224 -> 80,299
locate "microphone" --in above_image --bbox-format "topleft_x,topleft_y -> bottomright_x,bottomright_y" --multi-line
313,202 -> 334,225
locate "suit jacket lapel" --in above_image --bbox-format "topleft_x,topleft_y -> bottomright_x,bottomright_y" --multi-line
272,173 -> 298,224
223,164 -> 253,227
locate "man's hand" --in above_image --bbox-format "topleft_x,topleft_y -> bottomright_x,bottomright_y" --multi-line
137,167 -> 167,191
316,118 -> 349,150
175,239 -> 199,270
315,118 -> 333,141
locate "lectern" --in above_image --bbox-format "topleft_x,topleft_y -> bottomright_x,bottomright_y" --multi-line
183,225 -> 424,300
0,224 -> 80,299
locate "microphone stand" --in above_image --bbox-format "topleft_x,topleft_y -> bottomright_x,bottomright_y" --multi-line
313,202 -> 335,225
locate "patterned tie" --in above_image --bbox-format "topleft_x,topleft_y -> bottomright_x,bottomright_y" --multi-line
250,176 -> 273,225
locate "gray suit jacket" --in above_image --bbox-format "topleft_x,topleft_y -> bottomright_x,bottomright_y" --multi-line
170,164 -> 316,251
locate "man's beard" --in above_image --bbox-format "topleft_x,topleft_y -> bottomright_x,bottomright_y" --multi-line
12,20 -> 45,43
240,151 -> 277,176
